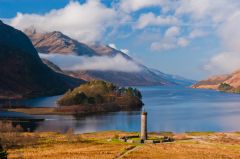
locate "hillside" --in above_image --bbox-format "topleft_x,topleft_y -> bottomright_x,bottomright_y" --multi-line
41,58 -> 64,74
66,69 -> 173,86
192,70 -> 240,92
150,69 -> 196,86
25,29 -> 193,86
0,21 -> 84,99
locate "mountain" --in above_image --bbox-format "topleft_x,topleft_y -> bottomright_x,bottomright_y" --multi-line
41,58 -> 64,74
25,29 -> 193,86
65,69 -> 172,86
24,27 -> 96,56
90,44 -> 131,58
150,69 -> 196,86
0,21 -> 84,99
24,28 -> 131,58
192,70 -> 240,90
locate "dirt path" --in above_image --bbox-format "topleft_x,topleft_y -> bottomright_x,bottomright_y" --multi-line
113,145 -> 140,159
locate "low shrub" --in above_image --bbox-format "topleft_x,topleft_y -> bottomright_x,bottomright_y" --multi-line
218,83 -> 233,91
0,121 -> 38,148
0,142 -> 7,159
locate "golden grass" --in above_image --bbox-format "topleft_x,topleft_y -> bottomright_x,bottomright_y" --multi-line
6,131 -> 240,159
124,141 -> 240,159
9,143 -> 128,159
185,131 -> 215,136
8,132 -> 131,159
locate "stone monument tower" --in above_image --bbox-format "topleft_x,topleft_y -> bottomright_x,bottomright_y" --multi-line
140,110 -> 147,141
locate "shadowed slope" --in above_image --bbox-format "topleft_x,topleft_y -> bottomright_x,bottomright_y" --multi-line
0,21 -> 84,99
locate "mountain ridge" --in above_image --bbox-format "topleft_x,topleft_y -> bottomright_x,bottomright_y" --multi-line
24,27 -> 96,56
24,28 -> 193,86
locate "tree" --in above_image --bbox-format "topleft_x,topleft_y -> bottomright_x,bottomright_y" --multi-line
125,87 -> 134,97
95,94 -> 104,104
0,142 -> 7,159
88,97 -> 96,104
218,83 -> 233,91
74,92 -> 88,104
133,88 -> 142,99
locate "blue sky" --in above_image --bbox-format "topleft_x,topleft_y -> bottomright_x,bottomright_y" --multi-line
1,0 -> 240,80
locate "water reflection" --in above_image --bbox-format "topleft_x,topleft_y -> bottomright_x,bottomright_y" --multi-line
0,95 -> 61,107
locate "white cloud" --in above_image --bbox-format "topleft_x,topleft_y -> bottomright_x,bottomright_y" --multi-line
164,26 -> 180,37
10,0 -> 117,43
177,38 -> 189,47
164,0 -> 240,74
189,29 -> 207,39
39,53 -> 141,72
204,10 -> 240,74
119,0 -> 169,13
175,0 -> 240,24
217,11 -> 240,53
108,43 -> 130,55
204,52 -> 240,74
108,43 -> 117,50
135,12 -> 179,29
151,41 -> 175,51
150,26 -> 189,51
120,49 -> 129,55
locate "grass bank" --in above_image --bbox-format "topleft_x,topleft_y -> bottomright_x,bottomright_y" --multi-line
2,130 -> 240,159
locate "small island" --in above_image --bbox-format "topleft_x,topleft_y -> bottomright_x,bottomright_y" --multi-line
6,80 -> 143,116
56,80 -> 143,114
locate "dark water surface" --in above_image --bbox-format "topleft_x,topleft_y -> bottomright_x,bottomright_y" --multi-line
1,86 -> 240,133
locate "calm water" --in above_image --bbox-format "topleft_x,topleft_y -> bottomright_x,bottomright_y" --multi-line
1,86 -> 240,133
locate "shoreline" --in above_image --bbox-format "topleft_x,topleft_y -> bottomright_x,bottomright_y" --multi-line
4,106 -> 142,116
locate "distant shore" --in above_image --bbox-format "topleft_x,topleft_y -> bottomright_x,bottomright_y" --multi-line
3,105 -> 142,116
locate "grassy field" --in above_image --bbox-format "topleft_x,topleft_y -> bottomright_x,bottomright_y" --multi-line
3,131 -> 240,159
